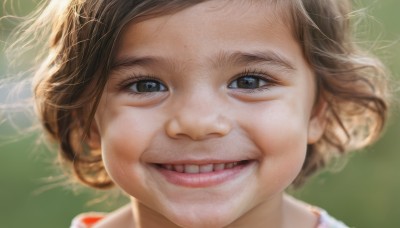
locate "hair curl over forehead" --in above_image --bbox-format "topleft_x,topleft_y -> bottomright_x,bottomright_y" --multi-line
22,0 -> 389,188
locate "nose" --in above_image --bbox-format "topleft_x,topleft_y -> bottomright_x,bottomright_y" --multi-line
165,98 -> 232,140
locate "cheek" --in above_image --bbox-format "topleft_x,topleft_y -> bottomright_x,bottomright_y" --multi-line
241,102 -> 309,186
102,112 -> 148,159
98,109 -> 159,187
243,101 -> 310,151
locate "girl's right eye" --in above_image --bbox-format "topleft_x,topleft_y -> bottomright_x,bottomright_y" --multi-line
125,79 -> 168,94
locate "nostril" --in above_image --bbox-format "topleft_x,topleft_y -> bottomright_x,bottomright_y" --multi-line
165,114 -> 232,140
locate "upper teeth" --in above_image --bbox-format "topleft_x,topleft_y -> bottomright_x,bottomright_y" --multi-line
161,162 -> 240,174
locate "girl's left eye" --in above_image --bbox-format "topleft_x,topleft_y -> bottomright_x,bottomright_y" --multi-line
228,75 -> 269,89
127,79 -> 168,93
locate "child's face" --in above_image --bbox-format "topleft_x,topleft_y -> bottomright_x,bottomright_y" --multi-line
92,1 -> 324,227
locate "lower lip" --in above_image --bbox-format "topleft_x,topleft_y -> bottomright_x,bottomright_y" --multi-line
153,161 -> 254,188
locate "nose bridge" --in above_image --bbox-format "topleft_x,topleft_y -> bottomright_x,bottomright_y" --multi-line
166,89 -> 231,140
183,89 -> 215,115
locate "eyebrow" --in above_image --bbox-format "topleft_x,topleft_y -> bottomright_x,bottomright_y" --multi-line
213,50 -> 296,71
111,50 -> 296,72
111,56 -> 160,71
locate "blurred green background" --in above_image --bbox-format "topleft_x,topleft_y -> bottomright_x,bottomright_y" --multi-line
0,0 -> 399,227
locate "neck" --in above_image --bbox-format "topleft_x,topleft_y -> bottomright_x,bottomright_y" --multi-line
228,193 -> 284,228
131,198 -> 180,228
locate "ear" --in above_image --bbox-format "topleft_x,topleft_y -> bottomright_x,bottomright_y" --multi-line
86,119 -> 102,150
307,99 -> 328,144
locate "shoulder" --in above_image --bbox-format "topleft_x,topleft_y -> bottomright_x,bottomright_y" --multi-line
70,205 -> 133,228
317,210 -> 349,228
284,194 -> 349,228
311,207 -> 349,228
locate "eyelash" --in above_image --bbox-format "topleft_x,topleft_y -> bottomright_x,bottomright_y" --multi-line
116,69 -> 277,94
116,74 -> 167,95
228,69 -> 277,92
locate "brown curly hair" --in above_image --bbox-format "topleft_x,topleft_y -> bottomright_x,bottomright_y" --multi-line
9,0 -> 390,188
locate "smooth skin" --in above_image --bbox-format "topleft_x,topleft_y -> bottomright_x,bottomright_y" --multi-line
90,1 -> 326,227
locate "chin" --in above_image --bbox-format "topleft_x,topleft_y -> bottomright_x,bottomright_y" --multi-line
164,206 -> 239,228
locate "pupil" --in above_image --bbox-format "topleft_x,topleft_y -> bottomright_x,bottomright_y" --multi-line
137,81 -> 159,92
238,77 -> 258,89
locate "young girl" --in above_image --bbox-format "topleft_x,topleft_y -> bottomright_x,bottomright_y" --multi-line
7,0 -> 390,227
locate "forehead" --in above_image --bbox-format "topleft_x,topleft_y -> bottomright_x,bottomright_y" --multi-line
114,0 -> 300,66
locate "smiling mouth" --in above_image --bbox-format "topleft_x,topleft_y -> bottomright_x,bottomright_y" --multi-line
152,160 -> 254,188
155,160 -> 251,174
